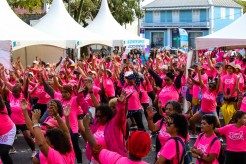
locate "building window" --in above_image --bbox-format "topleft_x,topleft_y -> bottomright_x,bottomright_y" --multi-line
221,8 -> 226,19
153,11 -> 160,22
188,32 -> 203,49
230,8 -> 234,19
151,32 -> 164,48
192,10 -> 200,22
172,10 -> 179,22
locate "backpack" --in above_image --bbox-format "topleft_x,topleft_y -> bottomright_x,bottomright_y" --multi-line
167,137 -> 193,164
198,133 -> 225,164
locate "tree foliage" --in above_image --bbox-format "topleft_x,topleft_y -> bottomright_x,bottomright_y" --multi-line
235,0 -> 246,13
7,0 -> 43,13
7,0 -> 143,27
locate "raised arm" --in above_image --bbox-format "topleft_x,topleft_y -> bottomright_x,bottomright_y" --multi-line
148,68 -> 163,88
31,109 -> 50,157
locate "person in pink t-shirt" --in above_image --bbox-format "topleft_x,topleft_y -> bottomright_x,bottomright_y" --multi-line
83,112 -> 151,164
102,66 -> 115,100
156,114 -> 189,164
0,95 -> 16,164
0,74 -> 36,158
26,102 -> 75,164
215,111 -> 246,164
222,63 -> 238,110
190,65 -> 221,136
147,100 -> 183,160
192,115 -> 221,164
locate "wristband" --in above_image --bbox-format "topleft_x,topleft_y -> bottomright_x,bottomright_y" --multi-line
33,123 -> 41,129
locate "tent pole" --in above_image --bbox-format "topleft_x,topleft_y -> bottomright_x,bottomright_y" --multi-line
25,47 -> 27,67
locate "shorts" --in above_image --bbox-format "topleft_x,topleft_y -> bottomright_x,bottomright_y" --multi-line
216,92 -> 224,104
0,126 -> 16,145
198,110 -> 217,116
16,124 -> 28,132
128,110 -> 141,117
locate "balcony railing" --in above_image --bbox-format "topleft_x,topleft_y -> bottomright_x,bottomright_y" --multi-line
141,21 -> 210,28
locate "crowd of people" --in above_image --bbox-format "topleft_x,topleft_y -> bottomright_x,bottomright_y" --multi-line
0,47 -> 246,164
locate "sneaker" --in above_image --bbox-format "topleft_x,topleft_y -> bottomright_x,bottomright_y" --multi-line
32,151 -> 37,158
190,134 -> 198,139
9,147 -> 16,154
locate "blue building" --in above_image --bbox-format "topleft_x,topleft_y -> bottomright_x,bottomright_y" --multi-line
141,0 -> 243,49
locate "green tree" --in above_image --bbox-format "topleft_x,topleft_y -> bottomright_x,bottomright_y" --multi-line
235,0 -> 246,13
7,0 -> 143,27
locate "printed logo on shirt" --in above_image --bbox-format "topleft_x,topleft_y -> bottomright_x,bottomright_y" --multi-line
124,87 -> 134,95
197,143 -> 209,154
161,87 -> 171,93
228,131 -> 244,140
242,98 -> 246,104
10,100 -> 20,108
159,129 -> 171,138
203,92 -> 215,100
225,79 -> 235,85
94,131 -> 105,139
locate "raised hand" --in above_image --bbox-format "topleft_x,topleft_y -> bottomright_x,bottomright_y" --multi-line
21,99 -> 29,110
83,113 -> 90,127
117,90 -> 127,102
31,109 -> 41,123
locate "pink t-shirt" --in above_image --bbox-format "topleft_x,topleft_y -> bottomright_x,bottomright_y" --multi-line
240,95 -> 246,112
84,86 -> 101,107
193,73 -> 208,99
200,86 -> 217,113
222,74 -> 238,97
94,125 -> 107,149
140,84 -> 149,104
90,125 -> 107,163
99,149 -> 149,164
123,85 -> 141,110
157,136 -> 185,163
238,74 -> 245,92
40,146 -> 75,164
218,124 -> 246,152
35,85 -> 52,104
194,133 -> 221,164
54,93 -> 79,133
9,93 -> 26,125
143,80 -> 153,92
156,120 -> 171,147
158,85 -> 179,108
103,76 -> 115,97
0,107 -> 14,136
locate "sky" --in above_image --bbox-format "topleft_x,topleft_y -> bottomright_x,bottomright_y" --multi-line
141,0 -> 155,7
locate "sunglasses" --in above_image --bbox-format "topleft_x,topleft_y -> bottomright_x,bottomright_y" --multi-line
166,122 -> 174,127
164,79 -> 170,82
209,85 -> 216,89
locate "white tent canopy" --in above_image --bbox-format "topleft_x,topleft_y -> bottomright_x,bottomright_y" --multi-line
0,0 -> 65,50
195,13 -> 246,50
33,0 -> 111,47
86,0 -> 149,45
